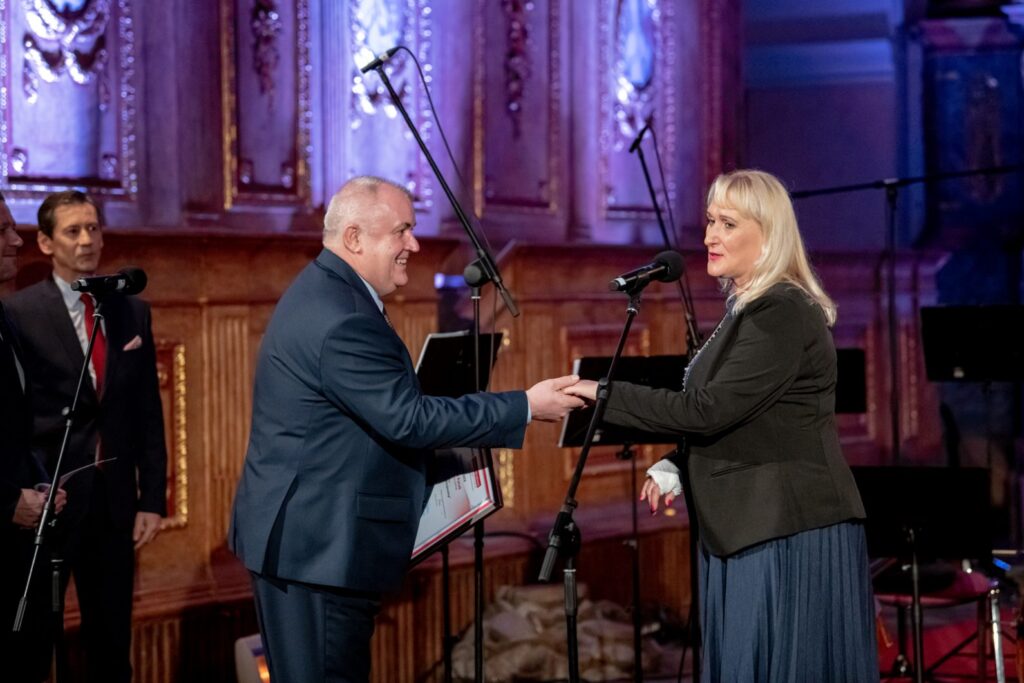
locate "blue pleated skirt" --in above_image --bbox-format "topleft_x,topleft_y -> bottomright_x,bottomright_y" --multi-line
699,521 -> 879,683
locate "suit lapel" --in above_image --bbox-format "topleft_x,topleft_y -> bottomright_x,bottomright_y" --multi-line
40,279 -> 99,403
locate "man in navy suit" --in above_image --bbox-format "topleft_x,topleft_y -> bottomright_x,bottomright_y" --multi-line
0,193 -> 66,682
229,176 -> 581,682
4,191 -> 167,683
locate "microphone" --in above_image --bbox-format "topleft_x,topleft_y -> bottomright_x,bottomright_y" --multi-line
71,267 -> 147,296
359,46 -> 401,74
608,250 -> 684,292
629,118 -> 652,153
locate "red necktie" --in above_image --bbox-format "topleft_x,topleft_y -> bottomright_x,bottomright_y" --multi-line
80,294 -> 107,395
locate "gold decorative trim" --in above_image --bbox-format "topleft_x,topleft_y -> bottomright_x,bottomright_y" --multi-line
497,448 -> 515,509
157,341 -> 188,529
220,0 -> 237,210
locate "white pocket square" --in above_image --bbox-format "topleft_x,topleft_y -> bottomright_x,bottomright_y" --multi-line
122,335 -> 143,351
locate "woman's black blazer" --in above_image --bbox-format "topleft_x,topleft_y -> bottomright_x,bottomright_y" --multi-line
605,283 -> 865,557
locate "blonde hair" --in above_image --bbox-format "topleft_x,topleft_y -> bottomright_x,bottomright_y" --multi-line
707,169 -> 836,326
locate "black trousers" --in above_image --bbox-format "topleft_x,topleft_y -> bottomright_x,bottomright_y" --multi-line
0,529 -> 53,683
251,572 -> 381,683
60,475 -> 135,683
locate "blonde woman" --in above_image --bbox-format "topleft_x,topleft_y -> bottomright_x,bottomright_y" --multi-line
567,170 -> 878,681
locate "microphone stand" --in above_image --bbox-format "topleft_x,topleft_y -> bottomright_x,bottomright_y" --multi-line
791,163 -> 1021,467
630,121 -> 704,682
631,121 -> 700,346
367,57 -> 521,683
539,284 -> 646,683
465,263 -> 491,683
14,296 -> 107,683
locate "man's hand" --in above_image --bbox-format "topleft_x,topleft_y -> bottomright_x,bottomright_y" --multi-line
133,511 -> 162,550
562,379 -> 598,403
12,487 -> 66,528
526,374 -> 585,422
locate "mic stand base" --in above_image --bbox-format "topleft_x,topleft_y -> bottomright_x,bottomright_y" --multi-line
616,445 -> 644,682
559,523 -> 583,683
540,291 -> 643,682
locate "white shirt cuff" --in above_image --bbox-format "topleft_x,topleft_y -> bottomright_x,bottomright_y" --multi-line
646,458 -> 683,497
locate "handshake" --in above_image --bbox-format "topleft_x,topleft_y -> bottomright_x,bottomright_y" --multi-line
524,375 -> 600,422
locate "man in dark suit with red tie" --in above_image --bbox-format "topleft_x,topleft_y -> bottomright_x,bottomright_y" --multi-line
0,192 -> 67,682
3,190 -> 167,683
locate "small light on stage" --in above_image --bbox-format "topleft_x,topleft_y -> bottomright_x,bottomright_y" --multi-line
664,508 -> 677,517
434,273 -> 467,289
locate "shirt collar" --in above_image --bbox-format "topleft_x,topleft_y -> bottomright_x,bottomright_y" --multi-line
355,273 -> 384,313
52,272 -> 85,311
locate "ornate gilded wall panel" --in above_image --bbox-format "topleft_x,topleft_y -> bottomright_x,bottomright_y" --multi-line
0,0 -> 138,197
344,0 -> 435,210
591,0 -> 707,245
598,0 -> 682,221
221,0 -> 311,208
474,0 -> 563,216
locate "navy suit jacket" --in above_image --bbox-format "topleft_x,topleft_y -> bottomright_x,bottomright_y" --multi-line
229,249 -> 528,592
4,278 -> 167,531
0,304 -> 45,525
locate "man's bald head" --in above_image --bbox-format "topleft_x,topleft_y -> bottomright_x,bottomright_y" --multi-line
323,176 -> 419,297
323,176 -> 413,243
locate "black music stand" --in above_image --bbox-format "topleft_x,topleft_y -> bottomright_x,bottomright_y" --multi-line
921,305 -> 1024,546
559,355 -> 688,449
559,354 -> 687,682
920,306 -> 1024,383
854,466 -> 992,682
416,330 -> 504,398
415,330 -> 503,680
836,348 -> 868,414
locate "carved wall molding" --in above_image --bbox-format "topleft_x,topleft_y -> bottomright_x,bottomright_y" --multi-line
500,0 -> 532,139
347,0 -> 436,209
612,0 -> 657,142
598,0 -> 680,221
0,0 -> 138,198
250,0 -> 282,101
474,0 -> 563,218
21,0 -> 111,103
220,0 -> 311,208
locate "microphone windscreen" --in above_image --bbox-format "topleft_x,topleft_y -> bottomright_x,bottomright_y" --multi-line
653,250 -> 684,282
119,266 -> 148,295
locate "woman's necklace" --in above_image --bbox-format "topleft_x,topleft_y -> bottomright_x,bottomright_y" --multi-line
683,313 -> 730,391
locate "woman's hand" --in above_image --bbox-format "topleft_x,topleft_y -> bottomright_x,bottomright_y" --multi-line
561,379 -> 598,403
640,476 -> 676,515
